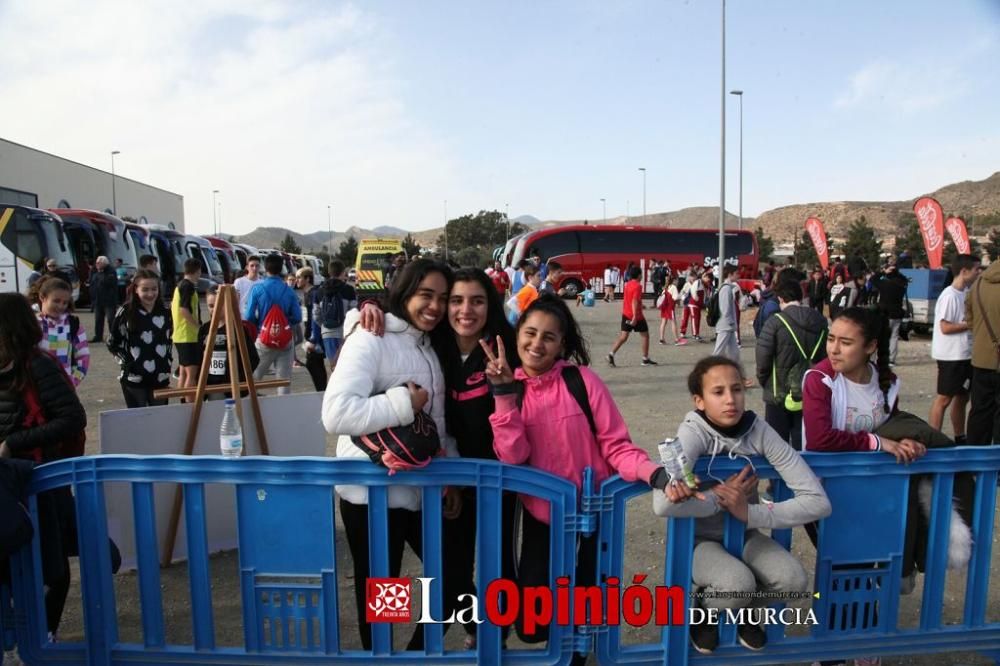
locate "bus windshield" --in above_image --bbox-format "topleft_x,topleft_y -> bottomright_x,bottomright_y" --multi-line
98,223 -> 136,267
202,247 -> 223,275
33,213 -> 75,268
61,215 -> 136,267
127,228 -> 149,254
510,236 -> 530,268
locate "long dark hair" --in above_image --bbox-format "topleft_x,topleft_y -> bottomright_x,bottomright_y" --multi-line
517,293 -> 590,366
453,268 -> 514,344
834,306 -> 892,409
0,293 -> 43,389
386,258 -> 454,333
127,269 -> 163,332
438,268 -> 518,370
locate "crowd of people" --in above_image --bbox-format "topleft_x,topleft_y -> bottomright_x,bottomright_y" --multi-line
3,244 -> 999,665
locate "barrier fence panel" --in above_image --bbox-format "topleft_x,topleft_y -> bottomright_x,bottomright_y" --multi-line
9,450 -> 1000,665
8,456 -> 583,665
595,447 -> 1000,666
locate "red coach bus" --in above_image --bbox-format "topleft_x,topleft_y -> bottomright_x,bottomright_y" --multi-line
508,225 -> 759,296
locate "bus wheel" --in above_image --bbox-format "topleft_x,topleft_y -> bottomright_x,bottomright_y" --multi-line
561,279 -> 584,298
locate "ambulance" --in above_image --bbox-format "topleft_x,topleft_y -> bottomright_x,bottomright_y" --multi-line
355,239 -> 405,294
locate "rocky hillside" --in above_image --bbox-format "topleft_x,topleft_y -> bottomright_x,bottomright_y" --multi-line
754,171 -> 1000,244
531,207 -> 749,230
234,171 -> 1000,251
234,225 -> 387,252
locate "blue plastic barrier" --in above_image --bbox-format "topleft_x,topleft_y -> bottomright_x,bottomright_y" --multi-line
8,456 -> 585,665
595,448 -> 1000,665
8,450 -> 1000,665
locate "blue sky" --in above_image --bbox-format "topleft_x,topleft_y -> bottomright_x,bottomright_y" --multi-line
0,0 -> 997,235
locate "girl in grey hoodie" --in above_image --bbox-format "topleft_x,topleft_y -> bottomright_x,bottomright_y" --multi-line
652,356 -> 831,655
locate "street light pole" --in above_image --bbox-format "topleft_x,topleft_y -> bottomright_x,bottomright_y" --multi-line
443,200 -> 448,262
730,89 -> 743,231
217,201 -> 223,235
717,0 -> 727,276
212,190 -> 219,235
328,204 -> 333,258
505,202 -> 510,243
638,168 -> 647,224
110,150 -> 121,215
601,198 -> 606,224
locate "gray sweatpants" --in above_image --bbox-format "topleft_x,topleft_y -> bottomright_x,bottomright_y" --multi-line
713,329 -> 740,363
888,318 -> 901,364
254,341 -> 293,396
691,531 -> 808,610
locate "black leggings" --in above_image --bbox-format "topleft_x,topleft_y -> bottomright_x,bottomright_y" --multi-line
37,487 -> 121,634
440,490 -> 518,639
516,509 -> 596,666
304,349 -> 328,392
120,382 -> 168,409
764,402 -> 803,451
339,499 -> 427,650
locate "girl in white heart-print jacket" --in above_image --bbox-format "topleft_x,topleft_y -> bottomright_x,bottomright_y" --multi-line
108,269 -> 174,408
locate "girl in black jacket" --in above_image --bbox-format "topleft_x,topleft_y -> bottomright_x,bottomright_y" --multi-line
108,269 -> 174,408
434,268 -> 521,649
0,293 -> 87,639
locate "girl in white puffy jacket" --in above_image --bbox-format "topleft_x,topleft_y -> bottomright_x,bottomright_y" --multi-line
321,259 -> 459,651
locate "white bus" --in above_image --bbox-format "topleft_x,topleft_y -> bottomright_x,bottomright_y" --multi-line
0,204 -> 79,298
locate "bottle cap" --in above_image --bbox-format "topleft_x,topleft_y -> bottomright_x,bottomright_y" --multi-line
225,398 -> 236,406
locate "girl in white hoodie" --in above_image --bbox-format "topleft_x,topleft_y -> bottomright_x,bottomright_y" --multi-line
321,259 -> 459,651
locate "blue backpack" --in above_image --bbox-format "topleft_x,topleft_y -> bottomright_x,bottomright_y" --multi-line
317,283 -> 346,329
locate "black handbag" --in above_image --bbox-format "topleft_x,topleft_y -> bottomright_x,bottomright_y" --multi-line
352,406 -> 442,472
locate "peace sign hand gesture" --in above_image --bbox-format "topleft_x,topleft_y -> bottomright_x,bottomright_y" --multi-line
479,337 -> 515,385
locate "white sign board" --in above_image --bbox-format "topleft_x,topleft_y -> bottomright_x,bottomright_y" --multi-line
99,392 -> 326,568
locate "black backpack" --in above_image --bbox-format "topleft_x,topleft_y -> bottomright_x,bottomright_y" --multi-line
705,284 -> 728,328
318,282 -> 347,329
513,365 -> 597,436
774,313 -> 825,412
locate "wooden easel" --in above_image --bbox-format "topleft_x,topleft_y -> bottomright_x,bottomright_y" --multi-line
153,284 -> 289,566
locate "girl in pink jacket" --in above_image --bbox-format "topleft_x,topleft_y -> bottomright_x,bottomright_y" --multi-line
481,294 -> 661,661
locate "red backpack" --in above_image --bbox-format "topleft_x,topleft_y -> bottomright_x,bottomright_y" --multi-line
258,303 -> 292,349
22,355 -> 86,462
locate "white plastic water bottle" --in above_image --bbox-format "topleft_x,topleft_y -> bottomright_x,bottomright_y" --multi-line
219,399 -> 243,459
658,437 -> 697,488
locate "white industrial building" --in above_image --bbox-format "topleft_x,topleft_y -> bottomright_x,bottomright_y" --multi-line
0,138 -> 184,231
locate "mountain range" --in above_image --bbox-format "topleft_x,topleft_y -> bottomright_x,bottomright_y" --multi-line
233,171 -> 1000,252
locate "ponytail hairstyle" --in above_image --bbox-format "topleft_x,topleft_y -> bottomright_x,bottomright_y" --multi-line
517,293 -> 590,366
833,306 -> 892,410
